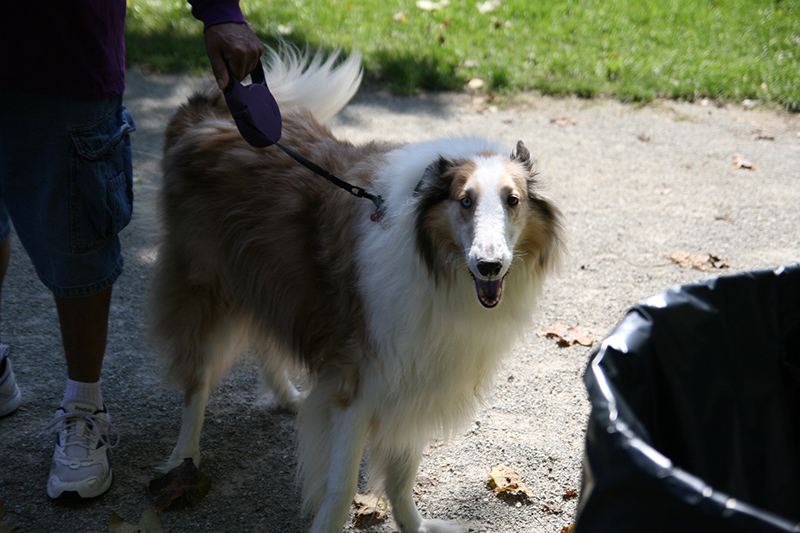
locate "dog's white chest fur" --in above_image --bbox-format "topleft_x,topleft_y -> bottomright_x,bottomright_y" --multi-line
354,141 -> 547,445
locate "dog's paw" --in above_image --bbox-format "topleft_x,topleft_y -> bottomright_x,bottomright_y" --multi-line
156,454 -> 199,474
416,519 -> 464,533
264,370 -> 306,413
277,387 -> 306,413
148,457 -> 211,509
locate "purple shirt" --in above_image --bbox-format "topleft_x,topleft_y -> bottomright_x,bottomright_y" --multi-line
0,1 -> 245,101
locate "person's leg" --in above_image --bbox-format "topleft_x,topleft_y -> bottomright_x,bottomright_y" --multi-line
0,236 -> 9,307
47,288 -> 115,499
0,90 -> 133,498
0,235 -> 8,340
0,236 -> 21,418
54,287 -> 111,384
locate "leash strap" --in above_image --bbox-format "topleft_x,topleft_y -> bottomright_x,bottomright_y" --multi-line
274,142 -> 385,214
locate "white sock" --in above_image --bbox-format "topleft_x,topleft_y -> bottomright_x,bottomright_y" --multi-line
62,378 -> 103,409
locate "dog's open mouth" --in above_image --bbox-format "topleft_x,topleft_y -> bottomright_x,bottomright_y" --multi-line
472,275 -> 505,308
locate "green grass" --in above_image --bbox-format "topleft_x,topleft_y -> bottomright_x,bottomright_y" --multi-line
126,0 -> 800,110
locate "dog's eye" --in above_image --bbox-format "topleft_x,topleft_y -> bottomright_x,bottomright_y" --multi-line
507,195 -> 520,208
460,196 -> 473,209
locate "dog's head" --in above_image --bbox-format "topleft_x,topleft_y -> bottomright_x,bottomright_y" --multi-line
414,141 -> 562,308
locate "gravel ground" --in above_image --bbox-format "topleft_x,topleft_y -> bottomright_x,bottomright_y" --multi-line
1,69 -> 798,533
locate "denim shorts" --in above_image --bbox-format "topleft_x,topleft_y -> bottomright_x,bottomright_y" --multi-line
0,91 -> 135,297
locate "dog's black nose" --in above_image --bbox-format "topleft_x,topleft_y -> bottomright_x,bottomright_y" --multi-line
477,261 -> 502,278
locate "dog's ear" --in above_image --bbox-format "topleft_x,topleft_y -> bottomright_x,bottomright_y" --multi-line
414,156 -> 452,196
511,141 -> 533,172
414,156 -> 456,278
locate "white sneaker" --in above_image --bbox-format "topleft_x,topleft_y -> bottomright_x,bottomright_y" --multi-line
43,400 -> 118,499
0,344 -> 21,417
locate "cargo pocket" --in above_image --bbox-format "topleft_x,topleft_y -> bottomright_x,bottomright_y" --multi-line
69,106 -> 136,253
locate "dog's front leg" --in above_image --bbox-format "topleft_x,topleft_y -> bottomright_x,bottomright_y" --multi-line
309,404 -> 369,533
382,446 -> 463,533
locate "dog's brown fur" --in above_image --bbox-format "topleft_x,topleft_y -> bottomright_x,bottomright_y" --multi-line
153,96 -> 398,401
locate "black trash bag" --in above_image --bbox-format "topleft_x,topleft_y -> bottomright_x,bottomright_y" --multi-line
576,264 -> 800,533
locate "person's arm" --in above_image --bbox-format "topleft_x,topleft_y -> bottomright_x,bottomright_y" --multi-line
188,0 -> 265,89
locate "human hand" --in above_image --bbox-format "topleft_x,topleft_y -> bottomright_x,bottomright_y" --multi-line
204,22 -> 265,90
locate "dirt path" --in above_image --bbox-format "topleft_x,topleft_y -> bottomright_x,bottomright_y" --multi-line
1,69 -> 798,532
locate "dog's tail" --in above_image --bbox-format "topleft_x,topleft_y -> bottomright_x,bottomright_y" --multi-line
263,45 -> 363,122
164,46 -> 362,151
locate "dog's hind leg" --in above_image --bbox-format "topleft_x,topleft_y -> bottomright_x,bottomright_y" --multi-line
262,366 -> 304,411
377,445 -> 464,533
160,316 -> 245,471
164,378 -> 210,471
256,342 -> 305,412
150,250 -> 246,471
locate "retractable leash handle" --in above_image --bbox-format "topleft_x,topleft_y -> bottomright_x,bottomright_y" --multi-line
222,61 -> 385,218
223,61 -> 282,147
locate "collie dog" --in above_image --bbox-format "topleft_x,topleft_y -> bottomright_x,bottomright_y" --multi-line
150,47 -> 564,533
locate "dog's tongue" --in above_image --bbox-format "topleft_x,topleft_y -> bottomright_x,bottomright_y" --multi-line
474,278 -> 503,308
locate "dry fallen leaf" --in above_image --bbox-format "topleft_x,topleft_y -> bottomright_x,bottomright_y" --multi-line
491,17 -> 510,29
550,116 -> 577,127
147,458 -> 211,511
542,501 -> 563,514
476,0 -> 502,13
488,464 -> 534,501
540,325 -> 594,347
276,24 -> 293,36
106,508 -> 166,533
353,493 -> 388,525
416,0 -> 449,10
732,155 -> 755,169
467,78 -> 486,91
667,251 -> 729,272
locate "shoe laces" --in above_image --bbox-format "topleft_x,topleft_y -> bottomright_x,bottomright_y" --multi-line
41,409 -> 119,455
